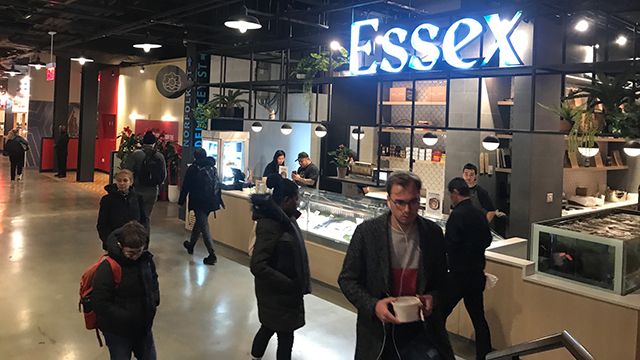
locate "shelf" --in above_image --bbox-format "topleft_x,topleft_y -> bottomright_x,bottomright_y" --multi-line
563,166 -> 628,172
495,168 -> 512,173
496,134 -> 513,139
326,176 -> 382,187
380,127 -> 446,135
563,136 -> 627,143
381,156 -> 445,165
382,101 -> 447,106
497,100 -> 514,106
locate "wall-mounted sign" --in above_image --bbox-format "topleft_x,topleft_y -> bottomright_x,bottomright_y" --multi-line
350,11 -> 523,75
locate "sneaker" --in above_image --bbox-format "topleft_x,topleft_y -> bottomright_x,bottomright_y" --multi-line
16,174 -> 22,181
203,254 -> 217,266
183,241 -> 194,255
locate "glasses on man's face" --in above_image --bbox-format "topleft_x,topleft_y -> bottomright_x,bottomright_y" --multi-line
389,198 -> 421,208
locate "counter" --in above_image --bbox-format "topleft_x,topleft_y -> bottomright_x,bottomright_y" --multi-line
561,196 -> 638,217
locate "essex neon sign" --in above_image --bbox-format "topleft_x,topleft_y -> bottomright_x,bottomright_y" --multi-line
349,11 -> 523,75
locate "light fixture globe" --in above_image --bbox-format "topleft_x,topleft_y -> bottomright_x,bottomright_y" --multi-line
351,128 -> 365,140
422,132 -> 438,146
251,121 -> 263,133
623,140 -> 640,157
225,14 -> 262,33
314,125 -> 327,138
280,123 -> 292,135
482,135 -> 500,151
577,142 -> 599,158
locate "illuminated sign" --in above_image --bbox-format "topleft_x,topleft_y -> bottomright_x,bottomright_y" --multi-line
350,11 -> 523,75
46,63 -> 56,81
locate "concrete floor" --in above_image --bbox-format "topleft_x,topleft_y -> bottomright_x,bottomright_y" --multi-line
0,158 -> 470,359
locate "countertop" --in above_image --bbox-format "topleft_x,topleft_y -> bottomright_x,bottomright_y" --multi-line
561,197 -> 638,217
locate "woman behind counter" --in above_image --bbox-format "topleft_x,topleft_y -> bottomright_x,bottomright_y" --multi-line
262,150 -> 286,178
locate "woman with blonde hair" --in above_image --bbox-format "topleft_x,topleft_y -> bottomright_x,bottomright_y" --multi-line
3,129 -> 29,182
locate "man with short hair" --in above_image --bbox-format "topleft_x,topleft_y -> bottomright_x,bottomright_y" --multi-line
443,177 -> 493,360
292,152 -> 318,188
124,131 -> 167,219
462,163 -> 496,222
339,171 -> 454,360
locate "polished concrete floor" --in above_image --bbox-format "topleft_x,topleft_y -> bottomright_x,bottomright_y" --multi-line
0,158 -> 469,359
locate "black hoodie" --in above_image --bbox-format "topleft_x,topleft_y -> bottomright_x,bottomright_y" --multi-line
97,184 -> 147,245
178,157 -> 224,212
92,229 -> 159,338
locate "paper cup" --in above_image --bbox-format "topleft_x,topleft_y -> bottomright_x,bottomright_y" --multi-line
392,296 -> 422,323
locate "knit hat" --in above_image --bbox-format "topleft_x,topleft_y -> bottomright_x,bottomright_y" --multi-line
142,131 -> 157,145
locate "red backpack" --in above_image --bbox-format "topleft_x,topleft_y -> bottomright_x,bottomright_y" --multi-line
79,255 -> 122,346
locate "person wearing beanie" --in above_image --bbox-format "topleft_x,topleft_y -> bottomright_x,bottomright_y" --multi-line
124,131 -> 167,230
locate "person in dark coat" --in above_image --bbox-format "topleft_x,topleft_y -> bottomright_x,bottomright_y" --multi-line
55,125 -> 70,178
97,169 -> 147,249
249,174 -> 311,360
178,148 -> 224,266
4,129 -> 28,182
262,150 -> 286,178
93,221 -> 160,360
442,177 -> 493,360
338,171 -> 455,360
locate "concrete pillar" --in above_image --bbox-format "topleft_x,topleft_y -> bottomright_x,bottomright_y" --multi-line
77,63 -> 99,182
53,56 -> 71,172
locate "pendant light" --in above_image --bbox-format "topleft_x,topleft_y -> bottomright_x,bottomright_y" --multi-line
224,6 -> 262,33
139,66 -> 145,74
351,128 -> 365,140
422,132 -> 438,146
577,142 -> 599,158
280,123 -> 292,135
133,33 -> 162,53
71,56 -> 94,65
482,135 -> 500,151
28,55 -> 46,70
623,139 -> 640,157
5,64 -> 22,77
251,121 -> 263,132
314,125 -> 327,138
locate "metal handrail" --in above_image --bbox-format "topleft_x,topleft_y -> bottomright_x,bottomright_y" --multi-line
486,330 -> 595,360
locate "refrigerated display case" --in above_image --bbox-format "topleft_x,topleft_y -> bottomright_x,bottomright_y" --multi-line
201,130 -> 249,186
532,209 -> 640,295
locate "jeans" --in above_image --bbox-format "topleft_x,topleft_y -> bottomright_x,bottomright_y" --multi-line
103,331 -> 156,360
189,209 -> 214,255
9,156 -> 24,181
251,325 -> 294,360
443,273 -> 492,360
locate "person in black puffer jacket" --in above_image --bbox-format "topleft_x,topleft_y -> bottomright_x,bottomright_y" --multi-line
92,221 -> 160,360
4,129 -> 29,182
97,169 -> 147,249
249,175 -> 310,360
178,148 -> 224,266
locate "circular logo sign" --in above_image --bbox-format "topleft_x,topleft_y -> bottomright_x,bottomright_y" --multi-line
155,65 -> 190,99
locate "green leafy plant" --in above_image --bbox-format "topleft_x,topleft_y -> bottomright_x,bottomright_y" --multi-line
537,101 -> 585,125
328,144 -> 354,168
193,102 -> 218,129
293,47 -> 349,79
567,112 -> 599,154
608,102 -> 640,139
116,126 -> 140,165
211,89 -> 250,109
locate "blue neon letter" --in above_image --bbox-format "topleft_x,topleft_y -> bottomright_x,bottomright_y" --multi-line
408,23 -> 440,71
380,27 -> 409,73
482,11 -> 523,66
442,18 -> 483,69
350,19 -> 379,75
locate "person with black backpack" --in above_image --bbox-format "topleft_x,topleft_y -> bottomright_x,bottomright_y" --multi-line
124,131 -> 167,222
178,148 -> 225,266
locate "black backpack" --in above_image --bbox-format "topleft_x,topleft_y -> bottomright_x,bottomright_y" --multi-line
198,164 -> 222,211
139,149 -> 165,187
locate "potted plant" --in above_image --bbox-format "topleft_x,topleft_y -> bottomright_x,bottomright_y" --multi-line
156,133 -> 182,203
608,102 -> 640,139
257,93 -> 279,119
538,100 -> 585,133
328,144 -> 354,178
211,89 -> 250,118
193,102 -> 219,130
116,126 -> 140,168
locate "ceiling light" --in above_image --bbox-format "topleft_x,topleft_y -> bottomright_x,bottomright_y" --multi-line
224,6 -> 262,34
615,35 -> 628,47
578,142 -> 599,158
251,121 -> 263,132
314,125 -> 327,138
139,66 -> 145,74
5,64 -> 22,77
422,132 -> 438,146
280,123 -> 292,135
133,43 -> 162,53
351,128 -> 365,140
594,44 -> 600,49
330,41 -> 341,51
375,35 -> 385,44
482,135 -> 500,151
623,140 -> 640,157
71,56 -> 94,65
28,56 -> 46,70
574,19 -> 589,32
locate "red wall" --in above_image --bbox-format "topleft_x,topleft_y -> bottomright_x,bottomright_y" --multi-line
40,138 -> 79,171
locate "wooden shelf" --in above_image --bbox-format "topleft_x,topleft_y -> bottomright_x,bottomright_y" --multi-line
563,166 -> 628,172
496,134 -> 513,139
563,136 -> 626,143
495,168 -> 512,173
497,100 -> 514,106
381,156 -> 445,165
380,127 -> 446,135
382,101 -> 447,106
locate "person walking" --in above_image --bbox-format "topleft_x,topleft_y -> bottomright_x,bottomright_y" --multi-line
249,174 -> 311,360
338,171 -> 455,360
55,125 -> 70,178
97,169 -> 148,250
443,177 -> 493,360
178,148 -> 224,266
263,150 -> 286,178
124,131 -> 166,220
92,221 -> 160,360
3,129 -> 29,182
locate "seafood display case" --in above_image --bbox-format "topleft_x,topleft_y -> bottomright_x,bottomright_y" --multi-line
532,209 -> 640,295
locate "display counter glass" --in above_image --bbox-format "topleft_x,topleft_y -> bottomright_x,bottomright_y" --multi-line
532,209 -> 640,295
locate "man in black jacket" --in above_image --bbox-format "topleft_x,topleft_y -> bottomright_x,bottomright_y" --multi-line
93,221 -> 159,360
55,125 -> 69,178
338,171 -> 454,360
443,177 -> 493,360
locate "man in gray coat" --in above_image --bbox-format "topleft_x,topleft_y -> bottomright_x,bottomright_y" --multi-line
124,131 -> 166,220
338,171 -> 454,360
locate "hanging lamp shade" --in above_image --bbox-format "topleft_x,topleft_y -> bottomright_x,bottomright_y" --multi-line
314,125 -> 327,138
482,135 -> 500,151
351,128 -> 365,140
251,121 -> 263,132
280,123 -> 292,135
71,56 -> 94,65
422,132 -> 438,146
577,142 -> 599,158
225,13 -> 262,33
28,56 -> 46,70
5,64 -> 22,76
623,139 -> 640,157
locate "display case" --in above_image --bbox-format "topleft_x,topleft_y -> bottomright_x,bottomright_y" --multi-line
532,209 -> 640,295
201,130 -> 249,186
